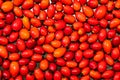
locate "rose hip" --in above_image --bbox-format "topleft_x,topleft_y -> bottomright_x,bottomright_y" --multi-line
0,0 -> 120,79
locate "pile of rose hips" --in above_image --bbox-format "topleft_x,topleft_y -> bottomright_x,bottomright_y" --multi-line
0,0 -> 120,80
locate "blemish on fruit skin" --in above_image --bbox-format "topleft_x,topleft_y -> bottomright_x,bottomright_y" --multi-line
0,0 -> 120,80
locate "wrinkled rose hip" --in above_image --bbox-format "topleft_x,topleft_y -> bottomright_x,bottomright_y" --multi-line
0,0 -> 120,80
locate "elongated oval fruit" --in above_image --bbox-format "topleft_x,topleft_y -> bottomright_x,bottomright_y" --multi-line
10,61 -> 19,77
39,59 -> 48,70
0,46 -> 8,58
102,70 -> 114,79
94,51 -> 104,62
54,47 -> 66,58
90,70 -> 101,79
76,12 -> 86,22
110,18 -> 120,28
82,5 -> 93,17
103,40 -> 112,54
43,44 -> 54,53
94,5 -> 107,19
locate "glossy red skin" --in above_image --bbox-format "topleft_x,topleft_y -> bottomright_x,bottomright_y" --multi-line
88,34 -> 98,43
92,26 -> 101,33
54,71 -> 62,80
90,42 -> 102,51
15,75 -> 23,80
89,61 -> 97,70
2,60 -> 10,69
12,18 -> 22,31
79,59 -> 89,68
0,19 -> 5,28
81,67 -> 90,75
0,0 -> 120,79
10,61 -> 19,77
40,26 -> 48,36
37,36 -> 45,45
54,12 -> 63,20
105,13 -> 114,20
64,5 -> 74,15
9,32 -> 19,42
20,66 -> 28,76
26,38 -> 36,49
34,68 -> 44,80
98,29 -> 107,42
94,5 -> 107,19
88,0 -> 98,8
3,70 -> 10,79
0,36 -> 8,45
105,54 -> 114,66
70,75 -> 79,80
113,72 -> 120,80
100,19 -> 108,28
55,30 -> 64,40
62,36 -> 70,47
111,48 -> 120,60
69,43 -> 79,51
16,39 -> 26,51
79,0 -> 86,5
23,10 -> 34,18
21,49 -> 33,58
30,27 -> 40,39
47,5 -> 55,18
33,4 -> 40,16
83,49 -> 94,59
98,60 -> 107,73
64,15 -> 75,24
18,58 -> 29,66
112,36 -> 120,46
107,29 -> 116,38
75,50 -> 82,62
5,12 -> 14,24
30,18 -> 41,27
113,62 -> 120,71
64,51 -> 74,61
102,70 -> 114,79
79,34 -> 88,42
31,54 -> 42,62
61,66 -> 71,77
84,23 -> 91,32
70,31 -> 79,41
39,11 -> 47,20
26,74 -> 35,80
33,46 -> 44,54
22,0 -> 33,9
9,53 -> 20,61
6,44 -> 18,53
45,71 -> 53,80
64,26 -> 72,36
79,42 -> 89,50
46,54 -> 54,62
0,45 -> 8,58
45,33 -> 55,44
3,25 -> 12,36
0,12 -> 5,19
44,19 -> 54,26
28,61 -> 36,71
88,18 -> 99,26
49,63 -> 57,72
56,58 -> 66,66
55,20 -> 66,30
112,10 -> 120,18
71,67 -> 81,75
100,0 -> 108,4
